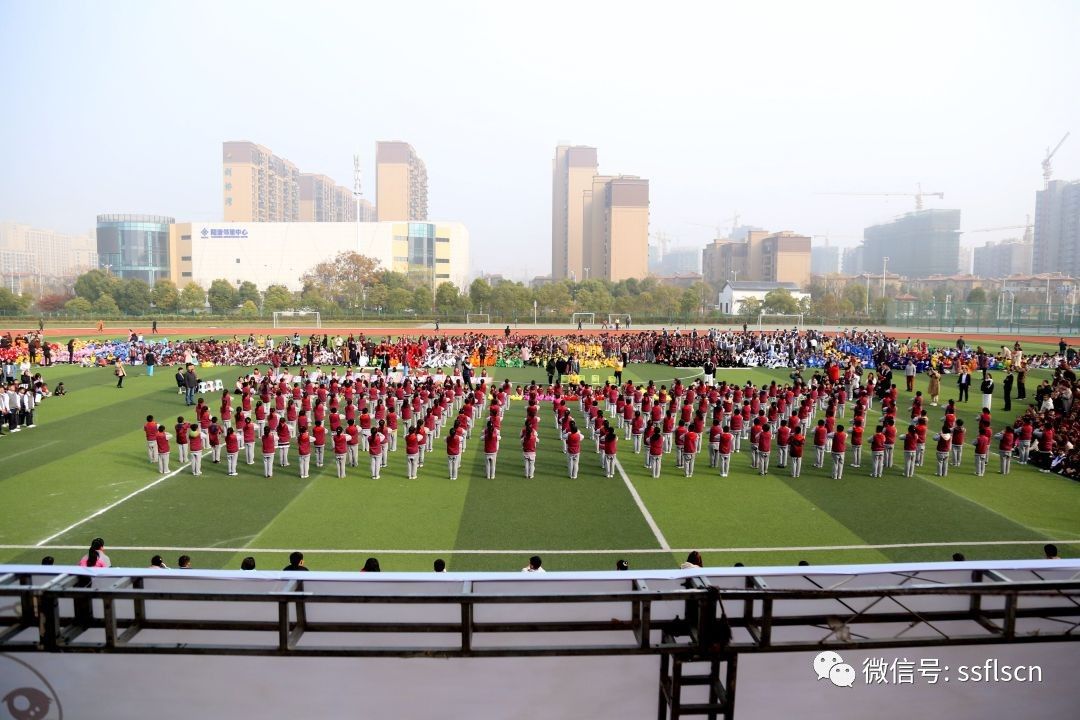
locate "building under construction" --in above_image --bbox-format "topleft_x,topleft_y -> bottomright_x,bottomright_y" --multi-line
861,209 -> 961,279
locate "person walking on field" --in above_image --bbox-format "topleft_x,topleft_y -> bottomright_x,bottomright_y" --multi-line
904,359 -> 916,392
114,359 -> 126,388
980,373 -> 994,411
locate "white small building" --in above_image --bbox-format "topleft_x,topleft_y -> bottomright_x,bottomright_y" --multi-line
717,281 -> 809,314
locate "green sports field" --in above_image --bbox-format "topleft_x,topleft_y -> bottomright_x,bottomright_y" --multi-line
2,355 -> 1078,572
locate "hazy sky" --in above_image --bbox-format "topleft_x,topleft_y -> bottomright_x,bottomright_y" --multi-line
2,0 -> 1078,279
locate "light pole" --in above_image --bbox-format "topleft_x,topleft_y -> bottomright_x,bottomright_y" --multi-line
881,257 -> 889,300
865,273 -> 870,314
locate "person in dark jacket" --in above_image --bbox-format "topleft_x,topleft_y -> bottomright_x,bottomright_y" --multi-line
1002,371 -> 1014,412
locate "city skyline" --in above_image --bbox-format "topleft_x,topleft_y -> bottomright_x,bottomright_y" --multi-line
1,1 -> 1079,281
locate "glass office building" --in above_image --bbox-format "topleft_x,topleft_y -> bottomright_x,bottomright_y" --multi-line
96,214 -> 175,284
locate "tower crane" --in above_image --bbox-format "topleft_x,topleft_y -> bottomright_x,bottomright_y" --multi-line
963,216 -> 1034,243
1042,132 -> 1070,188
818,183 -> 944,211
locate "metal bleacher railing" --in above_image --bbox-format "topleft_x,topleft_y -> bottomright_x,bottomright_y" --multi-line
1,560 -> 1078,719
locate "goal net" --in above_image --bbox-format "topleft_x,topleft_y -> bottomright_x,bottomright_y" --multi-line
466,313 -> 491,325
272,310 -> 322,328
572,312 -> 595,327
758,312 -> 803,330
607,313 -> 631,328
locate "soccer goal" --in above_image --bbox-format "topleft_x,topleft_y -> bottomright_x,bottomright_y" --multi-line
572,312 -> 595,327
607,313 -> 631,328
466,313 -> 491,325
758,312 -> 803,330
272,310 -> 322,328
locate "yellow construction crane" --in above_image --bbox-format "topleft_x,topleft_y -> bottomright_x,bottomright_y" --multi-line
818,183 -> 944,211
1043,132 -> 1070,187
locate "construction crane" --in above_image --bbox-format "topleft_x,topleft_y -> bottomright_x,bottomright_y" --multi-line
687,212 -> 741,239
1042,132 -> 1070,187
818,183 -> 944,211
963,216 -> 1034,243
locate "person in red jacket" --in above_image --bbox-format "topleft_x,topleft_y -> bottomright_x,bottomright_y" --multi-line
647,425 -> 664,478
718,425 -> 734,477
973,429 -> 990,476
870,424 -> 887,478
225,427 -> 240,476
631,411 -> 645,454
913,417 -> 926,468
333,426 -> 348,478
155,424 -> 171,474
446,424 -> 463,480
517,420 -> 536,479
998,426 -> 1015,475
368,426 -> 384,479
208,417 -> 222,465
830,425 -> 847,480
776,419 -> 791,469
345,419 -> 361,468
144,415 -> 159,463
276,420 -> 291,467
788,426 -> 805,478
950,419 -> 965,467
312,420 -> 326,468
297,427 -> 312,479
482,420 -> 500,479
812,419 -> 828,469
903,424 -> 919,477
243,416 -> 256,465
757,423 -> 772,476
849,418 -> 864,468
884,417 -> 898,469
1017,419 -> 1034,464
188,426 -> 204,476
934,425 -> 953,477
682,427 -> 699,477
405,425 -> 422,480
261,426 -> 277,477
175,416 -> 190,464
565,420 -> 584,479
709,420 -> 723,469
603,427 -> 618,478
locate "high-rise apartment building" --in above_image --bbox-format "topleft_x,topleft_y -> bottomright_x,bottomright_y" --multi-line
810,245 -> 842,275
299,174 -> 357,222
0,222 -> 97,284
375,141 -> 428,222
702,231 -> 811,288
222,141 -> 301,222
552,145 -> 649,282
973,237 -> 1033,277
861,209 -> 961,279
1033,179 -> 1080,277
551,145 -> 598,281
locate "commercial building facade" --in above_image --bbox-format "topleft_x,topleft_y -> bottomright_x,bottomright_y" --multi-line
972,238 -> 1033,278
184,221 -> 468,293
376,141 -> 428,222
95,214 -> 175,284
861,209 -> 961,279
716,281 -> 809,315
702,231 -> 811,288
1033,179 -> 1080,277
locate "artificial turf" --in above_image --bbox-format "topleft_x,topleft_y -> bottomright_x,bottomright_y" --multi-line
1,355 -> 1077,572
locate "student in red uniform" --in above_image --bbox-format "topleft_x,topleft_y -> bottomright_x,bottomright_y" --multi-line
812,419 -> 828,468
446,424 -> 463,480
1016,419 -> 1034,464
565,420 -> 584,479
312,420 -> 327,468
934,425 -> 953,477
225,427 -> 240,476
401,425 -> 419,480
297,426 -> 312,479
757,423 -> 772,476
155,424 -> 171,474
261,426 -> 277,477
482,420 -> 500,479
870,424 -> 887,478
188,427 -> 204,476
973,429 -> 990,476
903,424 -> 919,477
647,424 -> 665,478
243,417 -> 256,465
950,420 -> 965,467
884,417 -> 898,469
175,416 -> 190,464
276,420 -> 291,467
368,425 -> 384,479
849,418 -> 864,468
788,425 -> 805,478
708,420 -> 723,468
333,426 -> 348,478
681,425 -> 698,477
603,427 -> 618,478
345,419 -> 361,468
718,425 -> 734,477
776,419 -> 791,469
998,426 -> 1015,475
207,417 -> 222,464
631,411 -> 645,454
144,415 -> 159,463
829,425 -> 847,480
520,420 -> 538,479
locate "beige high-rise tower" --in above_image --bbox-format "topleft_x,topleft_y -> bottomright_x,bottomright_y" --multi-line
376,141 -> 428,221
551,145 -> 598,280
222,141 -> 301,222
582,175 -> 649,282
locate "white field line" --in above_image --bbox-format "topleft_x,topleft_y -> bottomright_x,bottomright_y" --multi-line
35,462 -> 191,546
613,458 -> 671,552
5,539 -> 1076,556
4,439 -> 59,461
